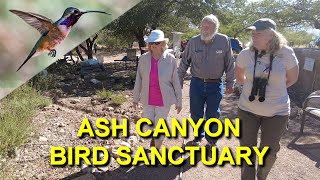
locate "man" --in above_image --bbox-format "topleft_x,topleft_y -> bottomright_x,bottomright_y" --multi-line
178,14 -> 235,148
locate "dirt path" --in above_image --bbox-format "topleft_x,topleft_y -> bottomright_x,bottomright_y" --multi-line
102,81 -> 320,180
5,54 -> 320,180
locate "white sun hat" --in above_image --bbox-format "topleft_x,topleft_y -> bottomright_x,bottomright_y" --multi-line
145,29 -> 169,43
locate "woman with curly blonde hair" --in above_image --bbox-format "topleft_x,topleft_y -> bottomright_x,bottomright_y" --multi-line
236,18 -> 299,180
133,29 -> 182,150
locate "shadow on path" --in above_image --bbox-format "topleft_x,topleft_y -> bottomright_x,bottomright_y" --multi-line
287,134 -> 320,168
61,150 -> 204,180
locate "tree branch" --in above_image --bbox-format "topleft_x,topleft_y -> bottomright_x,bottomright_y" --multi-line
75,47 -> 84,61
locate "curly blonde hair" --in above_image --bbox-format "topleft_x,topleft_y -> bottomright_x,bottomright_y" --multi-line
249,29 -> 288,54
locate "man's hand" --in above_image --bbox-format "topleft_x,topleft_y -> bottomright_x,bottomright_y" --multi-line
133,102 -> 139,109
176,105 -> 182,114
225,87 -> 234,94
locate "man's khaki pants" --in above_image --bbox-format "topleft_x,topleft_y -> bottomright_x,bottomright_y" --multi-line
142,105 -> 171,149
238,108 -> 288,180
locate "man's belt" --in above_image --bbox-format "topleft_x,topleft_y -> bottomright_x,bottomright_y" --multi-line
193,77 -> 221,83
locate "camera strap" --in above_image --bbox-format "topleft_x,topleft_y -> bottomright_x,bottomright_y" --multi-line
253,50 -> 274,83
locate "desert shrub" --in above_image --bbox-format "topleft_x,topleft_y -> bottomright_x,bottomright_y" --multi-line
96,88 -> 113,99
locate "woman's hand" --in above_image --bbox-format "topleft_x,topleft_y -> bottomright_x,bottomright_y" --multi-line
176,105 -> 182,114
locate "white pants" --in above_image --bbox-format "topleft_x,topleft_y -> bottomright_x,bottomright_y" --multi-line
142,105 -> 171,148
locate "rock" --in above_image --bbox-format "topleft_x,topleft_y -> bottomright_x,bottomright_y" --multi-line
57,122 -> 66,127
56,82 -> 65,88
111,148 -> 119,159
107,107 -> 114,111
97,165 -> 109,172
87,107 -> 94,112
69,74 -> 77,80
91,100 -> 101,106
128,136 -> 138,145
59,129 -> 65,133
36,173 -> 47,180
43,106 -> 52,111
113,139 -> 122,145
39,136 -> 48,142
290,107 -> 299,118
104,145 -> 111,151
121,141 -> 131,149
90,79 -> 102,85
65,73 -> 72,79
70,99 -> 81,104
62,84 -> 72,92
91,97 -> 98,101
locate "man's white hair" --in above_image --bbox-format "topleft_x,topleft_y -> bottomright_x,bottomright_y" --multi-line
202,14 -> 220,34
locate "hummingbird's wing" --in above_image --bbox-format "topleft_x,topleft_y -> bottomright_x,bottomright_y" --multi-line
9,10 -> 54,35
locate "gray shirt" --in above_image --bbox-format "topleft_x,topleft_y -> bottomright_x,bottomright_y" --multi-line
178,33 -> 235,88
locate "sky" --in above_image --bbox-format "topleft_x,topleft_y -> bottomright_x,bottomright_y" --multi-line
308,29 -> 320,36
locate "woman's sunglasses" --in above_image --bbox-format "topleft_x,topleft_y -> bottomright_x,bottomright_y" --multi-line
150,42 -> 161,45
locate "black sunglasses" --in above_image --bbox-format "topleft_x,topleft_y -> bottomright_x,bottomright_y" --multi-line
150,42 -> 161,45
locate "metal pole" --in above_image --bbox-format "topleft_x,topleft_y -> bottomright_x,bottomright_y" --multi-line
311,59 -> 317,92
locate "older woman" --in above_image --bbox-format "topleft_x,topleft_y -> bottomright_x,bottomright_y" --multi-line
235,18 -> 299,180
133,29 -> 182,149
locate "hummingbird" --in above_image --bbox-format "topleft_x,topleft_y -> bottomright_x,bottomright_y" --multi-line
10,7 -> 111,71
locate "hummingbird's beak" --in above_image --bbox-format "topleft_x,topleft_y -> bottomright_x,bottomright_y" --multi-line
81,10 -> 111,15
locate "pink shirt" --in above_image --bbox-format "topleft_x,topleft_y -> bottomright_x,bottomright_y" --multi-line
148,57 -> 164,106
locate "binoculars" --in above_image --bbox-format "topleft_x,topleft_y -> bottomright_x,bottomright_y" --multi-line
249,77 -> 268,102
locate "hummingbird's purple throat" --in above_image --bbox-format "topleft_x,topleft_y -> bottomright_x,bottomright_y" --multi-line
60,14 -> 80,27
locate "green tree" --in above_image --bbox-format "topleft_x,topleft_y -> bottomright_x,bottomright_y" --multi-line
100,0 -> 211,52
97,0 -> 319,51
282,0 -> 320,30
282,30 -> 315,47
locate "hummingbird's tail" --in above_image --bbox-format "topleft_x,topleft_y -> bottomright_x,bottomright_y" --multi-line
16,35 -> 45,72
16,48 -> 37,72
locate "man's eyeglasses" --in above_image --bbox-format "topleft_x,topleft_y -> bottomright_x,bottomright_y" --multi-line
150,42 -> 161,45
